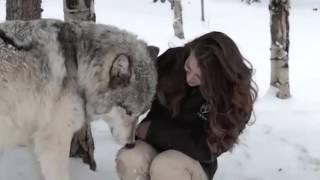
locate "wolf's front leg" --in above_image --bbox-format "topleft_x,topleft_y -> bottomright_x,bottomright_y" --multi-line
33,129 -> 73,180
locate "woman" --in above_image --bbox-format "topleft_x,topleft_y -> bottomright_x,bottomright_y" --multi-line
115,31 -> 258,180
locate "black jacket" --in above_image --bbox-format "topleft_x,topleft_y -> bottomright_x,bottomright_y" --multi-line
143,87 -> 218,179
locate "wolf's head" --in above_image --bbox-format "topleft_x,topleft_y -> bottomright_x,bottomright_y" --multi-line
76,23 -> 158,146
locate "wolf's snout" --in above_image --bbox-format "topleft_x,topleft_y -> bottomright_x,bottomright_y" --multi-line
125,143 -> 136,149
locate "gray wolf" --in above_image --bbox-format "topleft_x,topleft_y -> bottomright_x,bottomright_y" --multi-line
0,19 -> 157,180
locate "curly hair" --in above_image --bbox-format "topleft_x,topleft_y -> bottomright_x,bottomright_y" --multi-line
186,32 -> 258,155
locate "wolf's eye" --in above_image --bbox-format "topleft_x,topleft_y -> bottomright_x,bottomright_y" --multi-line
126,109 -> 133,116
118,103 -> 133,116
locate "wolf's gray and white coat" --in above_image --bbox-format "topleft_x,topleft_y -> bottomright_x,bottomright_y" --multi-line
0,19 -> 157,180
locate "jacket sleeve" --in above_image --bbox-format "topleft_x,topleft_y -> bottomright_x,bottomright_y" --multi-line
145,119 -> 213,163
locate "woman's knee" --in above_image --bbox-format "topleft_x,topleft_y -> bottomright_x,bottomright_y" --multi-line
151,150 -> 192,167
150,150 -> 207,180
150,150 -> 191,175
116,140 -> 157,179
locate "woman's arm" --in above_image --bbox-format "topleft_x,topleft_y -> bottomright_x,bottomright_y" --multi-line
145,119 -> 213,163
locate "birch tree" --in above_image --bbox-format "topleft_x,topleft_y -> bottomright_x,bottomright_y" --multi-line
173,0 -> 185,39
63,0 -> 96,22
269,0 -> 291,99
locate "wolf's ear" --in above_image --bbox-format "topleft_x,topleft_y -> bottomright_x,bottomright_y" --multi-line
109,54 -> 132,89
147,45 -> 160,61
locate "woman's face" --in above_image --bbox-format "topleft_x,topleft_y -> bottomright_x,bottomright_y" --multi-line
184,52 -> 202,87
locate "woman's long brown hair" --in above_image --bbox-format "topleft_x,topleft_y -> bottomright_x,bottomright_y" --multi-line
186,31 -> 258,155
156,32 -> 257,155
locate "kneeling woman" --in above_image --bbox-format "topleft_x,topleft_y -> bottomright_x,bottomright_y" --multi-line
116,31 -> 257,180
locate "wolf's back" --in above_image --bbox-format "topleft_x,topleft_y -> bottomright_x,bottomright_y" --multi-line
0,20 -> 64,90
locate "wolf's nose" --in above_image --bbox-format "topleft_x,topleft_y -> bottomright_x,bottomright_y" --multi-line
125,143 -> 135,149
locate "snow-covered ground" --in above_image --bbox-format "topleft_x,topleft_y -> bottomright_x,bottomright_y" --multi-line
0,0 -> 319,179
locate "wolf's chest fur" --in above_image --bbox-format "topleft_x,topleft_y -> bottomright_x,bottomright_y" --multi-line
0,23 -> 84,149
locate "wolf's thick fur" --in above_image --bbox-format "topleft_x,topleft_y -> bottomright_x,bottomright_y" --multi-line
0,19 -> 157,180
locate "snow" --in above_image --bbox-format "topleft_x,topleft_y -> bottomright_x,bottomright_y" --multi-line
0,0 -> 319,179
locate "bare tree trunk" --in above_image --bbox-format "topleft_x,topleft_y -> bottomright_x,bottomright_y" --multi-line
63,0 -> 96,22
6,0 -> 42,20
269,0 -> 291,99
168,0 -> 174,9
63,0 -> 97,171
201,0 -> 205,21
173,0 -> 185,39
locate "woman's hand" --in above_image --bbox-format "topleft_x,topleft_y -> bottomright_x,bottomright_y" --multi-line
136,121 -> 151,140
